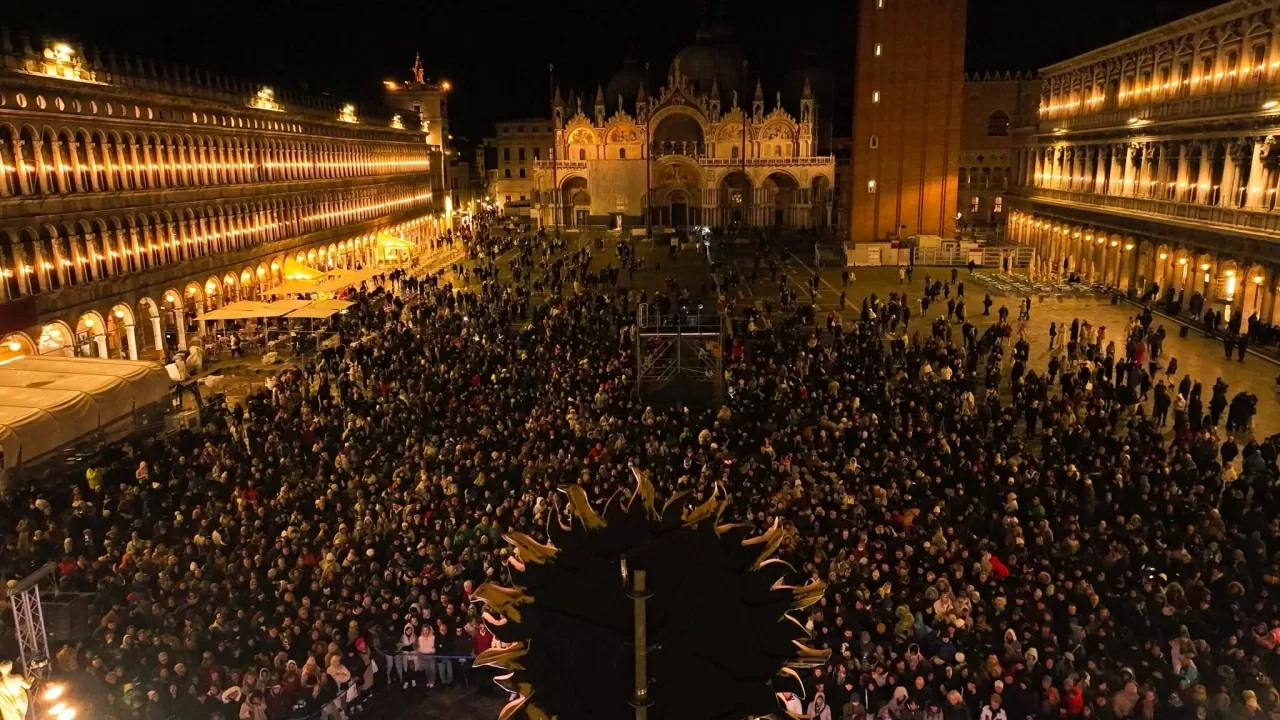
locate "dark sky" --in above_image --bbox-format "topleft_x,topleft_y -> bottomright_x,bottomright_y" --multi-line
4,0 -> 1223,141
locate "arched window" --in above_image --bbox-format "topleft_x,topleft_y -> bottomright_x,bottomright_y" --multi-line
578,148 -> 586,160
987,110 -> 1010,136
869,135 -> 879,149
730,146 -> 739,159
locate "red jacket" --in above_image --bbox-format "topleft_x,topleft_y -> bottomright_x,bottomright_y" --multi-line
989,554 -> 1010,578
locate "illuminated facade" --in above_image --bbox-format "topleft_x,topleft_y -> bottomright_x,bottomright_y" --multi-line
0,33 -> 440,360
1009,0 -> 1280,323
530,40 -> 835,230
849,0 -> 967,244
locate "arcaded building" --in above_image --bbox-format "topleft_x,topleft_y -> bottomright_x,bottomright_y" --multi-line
1008,0 -> 1280,323
849,0 -> 967,244
530,23 -> 835,231
0,34 -> 440,360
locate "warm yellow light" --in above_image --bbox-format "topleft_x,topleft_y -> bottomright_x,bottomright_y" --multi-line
7,341 -> 20,352
1110,240 -> 1119,247
1200,262 -> 1210,271
1124,242 -> 1134,250
114,309 -> 124,318
1178,257 -> 1188,265
1226,269 -> 1236,277
83,318 -> 95,328
56,708 -> 76,720
441,81 -> 452,91
1265,100 -> 1279,110
1254,275 -> 1264,284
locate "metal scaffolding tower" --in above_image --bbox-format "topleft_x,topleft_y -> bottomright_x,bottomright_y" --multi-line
635,303 -> 723,403
8,563 -> 54,678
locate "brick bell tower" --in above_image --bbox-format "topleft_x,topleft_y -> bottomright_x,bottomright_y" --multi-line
849,0 -> 967,245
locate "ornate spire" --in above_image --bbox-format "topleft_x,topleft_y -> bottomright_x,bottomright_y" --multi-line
412,52 -> 424,84
753,78 -> 764,102
710,75 -> 720,100
802,75 -> 813,99
595,83 -> 605,106
775,90 -> 782,109
553,86 -> 563,107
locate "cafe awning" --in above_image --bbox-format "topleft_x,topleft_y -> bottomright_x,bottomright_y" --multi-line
282,258 -> 323,281
200,301 -> 275,321
310,267 -> 382,293
284,299 -> 354,319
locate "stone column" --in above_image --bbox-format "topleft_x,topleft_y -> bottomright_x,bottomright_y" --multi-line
1094,145 -> 1108,193
1084,147 -> 1097,193
1154,143 -> 1171,200
1219,141 -> 1244,208
1033,147 -> 1044,187
1174,143 -> 1192,201
1246,136 -> 1271,209
1195,140 -> 1215,205
1109,145 -> 1125,195
1122,144 -> 1137,195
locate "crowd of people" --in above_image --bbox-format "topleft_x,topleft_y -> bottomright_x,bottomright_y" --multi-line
0,217 -> 1278,720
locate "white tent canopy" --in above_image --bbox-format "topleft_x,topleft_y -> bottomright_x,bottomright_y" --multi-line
284,299 -> 353,319
0,357 -> 170,466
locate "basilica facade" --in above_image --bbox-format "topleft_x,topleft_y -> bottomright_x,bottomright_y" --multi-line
532,58 -> 835,231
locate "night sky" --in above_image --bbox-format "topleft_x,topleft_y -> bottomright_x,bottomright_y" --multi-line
4,0 -> 1224,141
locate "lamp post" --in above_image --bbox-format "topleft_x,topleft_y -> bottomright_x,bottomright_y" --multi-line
549,64 -> 558,229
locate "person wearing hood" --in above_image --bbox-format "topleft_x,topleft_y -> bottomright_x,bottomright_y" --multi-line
809,692 -> 834,720
398,622 -> 419,688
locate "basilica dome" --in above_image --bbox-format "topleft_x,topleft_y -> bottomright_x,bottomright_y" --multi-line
606,52 -> 648,113
670,21 -> 746,104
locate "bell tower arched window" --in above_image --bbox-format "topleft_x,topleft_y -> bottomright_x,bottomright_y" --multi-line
987,110 -> 1010,136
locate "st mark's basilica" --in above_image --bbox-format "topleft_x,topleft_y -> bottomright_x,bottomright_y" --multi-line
532,22 -> 836,232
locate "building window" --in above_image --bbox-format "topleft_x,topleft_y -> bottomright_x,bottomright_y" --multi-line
520,194 -> 527,201
519,168 -> 526,178
875,43 -> 882,57
870,135 -> 879,149
1201,56 -> 1214,80
971,196 -> 980,212
505,195 -> 511,203
868,180 -> 877,194
775,146 -> 782,157
1253,44 -> 1267,72
503,148 -> 510,162
877,0 -> 884,7
518,147 -> 526,162
987,110 -> 1010,136
579,148 -> 586,160
872,91 -> 880,103
534,147 -> 541,161
731,146 -> 739,159
619,148 -> 626,159
518,126 -> 524,132
994,197 -> 1003,213
504,169 -> 511,178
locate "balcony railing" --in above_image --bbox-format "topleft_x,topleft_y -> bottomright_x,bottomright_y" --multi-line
700,157 -> 835,167
1040,87 -> 1273,132
1022,185 -> 1280,237
532,160 -> 588,171
532,156 -> 835,171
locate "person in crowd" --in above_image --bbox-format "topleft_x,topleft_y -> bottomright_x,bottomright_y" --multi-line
1,217 -> 1277,720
